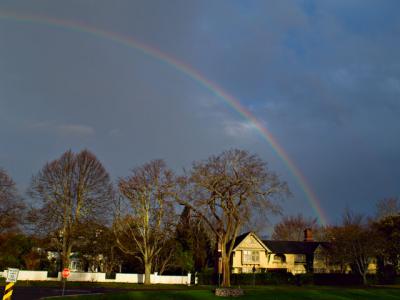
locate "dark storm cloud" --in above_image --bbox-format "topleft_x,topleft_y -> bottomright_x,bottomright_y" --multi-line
0,0 -> 399,224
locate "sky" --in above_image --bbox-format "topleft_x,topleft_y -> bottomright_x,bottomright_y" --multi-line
1,0 -> 399,227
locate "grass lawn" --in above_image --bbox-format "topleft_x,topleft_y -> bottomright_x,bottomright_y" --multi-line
44,285 -> 400,300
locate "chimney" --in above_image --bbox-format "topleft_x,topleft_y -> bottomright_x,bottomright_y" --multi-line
304,228 -> 313,242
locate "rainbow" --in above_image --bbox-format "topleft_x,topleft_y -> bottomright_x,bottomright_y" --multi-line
0,11 -> 329,225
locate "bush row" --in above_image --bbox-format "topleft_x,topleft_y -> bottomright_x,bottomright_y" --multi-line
197,272 -> 400,286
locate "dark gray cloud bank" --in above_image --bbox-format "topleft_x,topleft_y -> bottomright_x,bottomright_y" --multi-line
1,0 -> 399,226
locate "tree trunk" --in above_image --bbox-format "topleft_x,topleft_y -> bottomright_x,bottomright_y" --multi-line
144,262 -> 152,285
362,272 -> 368,285
62,242 -> 72,271
221,255 -> 231,287
355,258 -> 368,286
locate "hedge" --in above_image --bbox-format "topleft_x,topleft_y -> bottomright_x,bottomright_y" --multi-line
197,270 -> 295,286
196,272 -> 400,286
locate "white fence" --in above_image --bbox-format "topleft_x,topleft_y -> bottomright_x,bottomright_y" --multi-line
1,270 -> 191,285
1,270 -> 60,281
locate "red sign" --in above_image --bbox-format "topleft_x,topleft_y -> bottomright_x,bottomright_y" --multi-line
62,268 -> 70,278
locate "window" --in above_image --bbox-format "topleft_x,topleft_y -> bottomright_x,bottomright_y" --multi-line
295,254 -> 306,263
314,251 -> 324,261
242,250 -> 260,264
273,254 -> 286,263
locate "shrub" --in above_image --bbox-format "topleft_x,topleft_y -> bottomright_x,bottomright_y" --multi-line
47,270 -> 59,278
230,272 -> 289,286
294,273 -> 314,286
377,265 -> 397,284
105,272 -> 116,279
313,273 -> 363,286
197,268 -> 217,285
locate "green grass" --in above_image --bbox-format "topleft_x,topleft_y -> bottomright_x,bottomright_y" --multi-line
44,286 -> 400,300
1,279 -> 399,299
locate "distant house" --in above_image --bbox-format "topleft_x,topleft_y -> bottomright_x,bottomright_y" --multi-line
229,229 -> 376,274
230,230 -> 321,274
46,251 -> 85,272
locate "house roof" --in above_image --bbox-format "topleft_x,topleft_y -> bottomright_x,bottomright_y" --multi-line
229,232 -> 328,255
262,240 -> 321,254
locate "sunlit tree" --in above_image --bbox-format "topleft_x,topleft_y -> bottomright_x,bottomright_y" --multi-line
115,160 -> 176,284
177,149 -> 288,287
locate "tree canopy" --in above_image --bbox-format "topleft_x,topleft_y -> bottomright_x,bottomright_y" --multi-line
29,149 -> 114,269
0,168 -> 25,234
272,214 -> 320,241
115,160 -> 177,284
178,149 -> 288,287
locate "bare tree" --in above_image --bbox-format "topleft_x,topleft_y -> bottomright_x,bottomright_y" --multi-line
376,197 -> 400,220
152,237 -> 178,275
0,168 -> 24,234
29,150 -> 114,270
326,211 -> 378,285
373,214 -> 400,274
177,149 -> 288,287
272,214 -> 320,241
323,226 -> 353,274
115,160 -> 176,285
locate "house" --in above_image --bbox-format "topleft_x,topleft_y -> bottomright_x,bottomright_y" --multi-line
230,230 -> 322,274
46,251 -> 85,272
229,229 -> 377,275
45,250 -> 108,272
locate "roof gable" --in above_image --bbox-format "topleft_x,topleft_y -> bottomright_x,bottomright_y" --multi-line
232,232 -> 269,251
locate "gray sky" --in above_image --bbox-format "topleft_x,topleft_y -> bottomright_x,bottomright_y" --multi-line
1,0 -> 399,226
